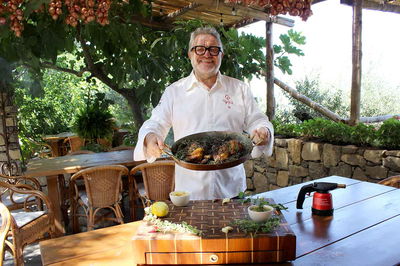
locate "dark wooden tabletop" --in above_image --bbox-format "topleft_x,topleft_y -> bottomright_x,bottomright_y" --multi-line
25,150 -> 140,177
39,176 -> 400,265
257,176 -> 400,265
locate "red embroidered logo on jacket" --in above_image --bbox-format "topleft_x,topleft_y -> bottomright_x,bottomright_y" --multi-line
223,95 -> 233,109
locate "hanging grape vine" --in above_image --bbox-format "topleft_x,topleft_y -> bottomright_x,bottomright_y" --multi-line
0,0 -> 114,37
224,0 -> 313,21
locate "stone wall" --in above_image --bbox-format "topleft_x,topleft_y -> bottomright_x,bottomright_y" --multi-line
0,92 -> 22,175
244,138 -> 400,193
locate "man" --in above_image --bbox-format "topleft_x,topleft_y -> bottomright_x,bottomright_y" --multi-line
134,27 -> 274,200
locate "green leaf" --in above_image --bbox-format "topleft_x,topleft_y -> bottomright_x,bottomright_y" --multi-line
151,38 -> 164,50
24,0 -> 50,17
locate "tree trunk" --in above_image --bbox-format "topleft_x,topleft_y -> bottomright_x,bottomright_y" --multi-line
119,89 -> 145,128
350,0 -> 362,125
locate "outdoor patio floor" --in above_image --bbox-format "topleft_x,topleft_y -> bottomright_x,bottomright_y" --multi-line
3,194 -> 141,265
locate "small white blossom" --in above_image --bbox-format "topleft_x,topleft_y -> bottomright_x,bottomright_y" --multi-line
222,226 -> 233,233
222,198 -> 231,205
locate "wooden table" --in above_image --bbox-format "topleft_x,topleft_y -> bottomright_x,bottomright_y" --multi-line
43,132 -> 76,157
25,150 -> 143,235
39,176 -> 400,265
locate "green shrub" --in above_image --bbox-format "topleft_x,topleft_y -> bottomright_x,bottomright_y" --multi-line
376,118 -> 400,149
351,123 -> 377,147
271,120 -> 301,138
273,117 -> 400,150
301,118 -> 352,145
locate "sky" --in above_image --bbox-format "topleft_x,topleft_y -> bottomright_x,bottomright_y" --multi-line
238,0 -> 400,106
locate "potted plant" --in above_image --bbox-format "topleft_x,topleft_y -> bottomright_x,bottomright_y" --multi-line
247,198 -> 275,222
73,92 -> 115,151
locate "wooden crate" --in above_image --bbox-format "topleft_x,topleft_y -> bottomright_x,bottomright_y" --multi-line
132,199 -> 296,264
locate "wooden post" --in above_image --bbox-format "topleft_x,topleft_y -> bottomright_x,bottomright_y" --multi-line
350,0 -> 362,125
266,21 -> 275,120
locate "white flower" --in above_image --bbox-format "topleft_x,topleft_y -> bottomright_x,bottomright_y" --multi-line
222,198 -> 231,205
222,226 -> 233,234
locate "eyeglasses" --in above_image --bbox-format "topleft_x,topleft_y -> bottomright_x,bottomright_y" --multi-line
191,46 -> 222,56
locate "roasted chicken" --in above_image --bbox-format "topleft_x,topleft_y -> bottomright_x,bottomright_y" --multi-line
185,143 -> 204,163
184,139 -> 244,164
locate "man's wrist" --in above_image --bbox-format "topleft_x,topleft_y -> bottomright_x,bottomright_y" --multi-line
144,133 -> 156,148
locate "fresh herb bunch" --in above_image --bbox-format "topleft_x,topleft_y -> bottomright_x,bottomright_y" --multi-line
232,217 -> 280,237
143,210 -> 202,236
237,192 -> 288,212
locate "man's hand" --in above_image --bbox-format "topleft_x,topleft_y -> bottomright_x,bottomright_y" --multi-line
251,127 -> 270,146
144,133 -> 164,158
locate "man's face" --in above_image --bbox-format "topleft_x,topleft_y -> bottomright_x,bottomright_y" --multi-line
188,34 -> 223,79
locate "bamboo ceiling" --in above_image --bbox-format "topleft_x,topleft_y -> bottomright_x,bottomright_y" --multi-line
137,0 -> 400,30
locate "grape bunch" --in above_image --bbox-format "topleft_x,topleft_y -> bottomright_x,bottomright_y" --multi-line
0,0 -> 114,36
95,0 -> 111,26
48,0 -> 62,20
0,0 -> 24,37
64,0 -> 111,27
224,0 -> 313,21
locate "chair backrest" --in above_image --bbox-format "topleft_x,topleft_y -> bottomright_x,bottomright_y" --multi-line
97,138 -> 112,150
64,136 -> 85,152
67,150 -> 95,156
109,145 -> 135,151
0,202 -> 11,265
378,175 -> 400,188
0,174 -> 43,211
130,161 -> 175,201
71,165 -> 129,208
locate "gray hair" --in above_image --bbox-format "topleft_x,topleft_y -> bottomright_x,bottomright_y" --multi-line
188,27 -> 224,53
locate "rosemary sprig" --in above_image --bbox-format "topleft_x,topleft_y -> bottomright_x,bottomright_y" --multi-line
231,217 -> 280,237
237,193 -> 288,212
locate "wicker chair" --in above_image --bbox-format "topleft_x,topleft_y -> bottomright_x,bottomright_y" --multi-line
97,138 -> 112,150
66,150 -> 95,156
0,181 -> 55,265
70,165 -> 129,232
0,202 -> 11,265
109,145 -> 135,151
64,136 -> 85,153
26,138 -> 54,158
378,175 -> 400,188
0,174 -> 43,211
129,160 -> 175,220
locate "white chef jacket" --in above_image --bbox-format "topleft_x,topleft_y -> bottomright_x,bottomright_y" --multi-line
134,71 -> 274,200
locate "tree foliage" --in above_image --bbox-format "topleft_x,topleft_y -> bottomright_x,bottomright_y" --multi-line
0,0 -> 305,131
276,76 -> 348,124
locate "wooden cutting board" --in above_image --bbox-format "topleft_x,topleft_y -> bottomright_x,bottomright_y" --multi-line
132,199 -> 296,265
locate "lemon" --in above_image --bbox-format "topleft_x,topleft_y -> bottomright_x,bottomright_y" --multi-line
150,201 -> 169,217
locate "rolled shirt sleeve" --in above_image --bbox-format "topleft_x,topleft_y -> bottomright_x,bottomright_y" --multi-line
134,88 -> 173,162
241,83 -> 274,158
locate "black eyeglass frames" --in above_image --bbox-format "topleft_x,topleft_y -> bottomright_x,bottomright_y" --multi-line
191,46 -> 222,56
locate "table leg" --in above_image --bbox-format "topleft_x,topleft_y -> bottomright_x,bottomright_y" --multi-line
48,141 -> 61,157
46,175 -> 66,236
128,175 -> 135,221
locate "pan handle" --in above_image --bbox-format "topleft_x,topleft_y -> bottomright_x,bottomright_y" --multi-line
162,144 -> 174,157
250,134 -> 264,146
162,144 -> 180,163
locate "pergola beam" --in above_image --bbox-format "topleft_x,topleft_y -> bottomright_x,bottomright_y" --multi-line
266,16 -> 295,27
230,18 -> 258,28
162,2 -> 201,21
341,0 -> 400,14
